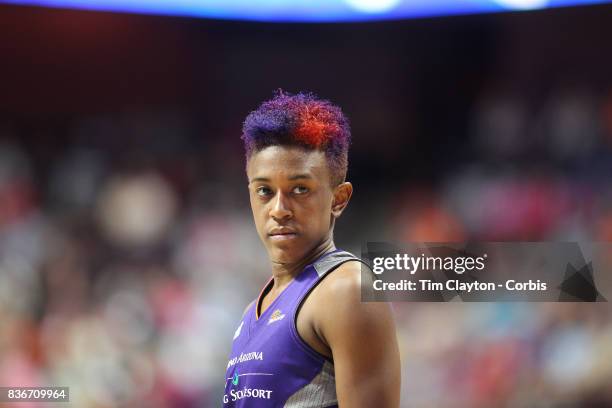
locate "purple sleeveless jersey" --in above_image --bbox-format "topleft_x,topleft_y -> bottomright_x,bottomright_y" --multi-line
223,250 -> 360,407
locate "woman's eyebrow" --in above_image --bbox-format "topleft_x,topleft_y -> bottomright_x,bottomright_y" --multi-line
249,174 -> 313,183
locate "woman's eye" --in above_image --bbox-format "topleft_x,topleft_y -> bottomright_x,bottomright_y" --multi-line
256,187 -> 272,197
293,186 -> 309,195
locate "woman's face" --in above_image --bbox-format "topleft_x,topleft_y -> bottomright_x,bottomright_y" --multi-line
246,145 -> 338,265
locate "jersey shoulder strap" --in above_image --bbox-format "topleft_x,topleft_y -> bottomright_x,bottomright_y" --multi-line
312,249 -> 364,280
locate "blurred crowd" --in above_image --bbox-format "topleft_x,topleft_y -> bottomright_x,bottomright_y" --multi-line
1,83 -> 612,407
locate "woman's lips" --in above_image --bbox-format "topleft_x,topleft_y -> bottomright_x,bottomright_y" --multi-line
268,232 -> 298,241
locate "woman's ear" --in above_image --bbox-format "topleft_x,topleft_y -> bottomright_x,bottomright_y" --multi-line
332,182 -> 353,218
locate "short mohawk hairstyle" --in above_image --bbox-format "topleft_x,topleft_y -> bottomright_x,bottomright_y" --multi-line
242,90 -> 351,186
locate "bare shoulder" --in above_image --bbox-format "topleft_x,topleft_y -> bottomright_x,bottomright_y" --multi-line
312,260 -> 393,334
315,259 -> 374,301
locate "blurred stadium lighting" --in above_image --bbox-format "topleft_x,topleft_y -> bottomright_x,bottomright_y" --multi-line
493,0 -> 549,9
0,0 -> 608,21
343,0 -> 402,13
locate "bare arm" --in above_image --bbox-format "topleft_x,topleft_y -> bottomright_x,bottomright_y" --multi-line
315,261 -> 401,407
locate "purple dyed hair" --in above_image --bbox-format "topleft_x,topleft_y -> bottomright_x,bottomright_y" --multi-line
241,91 -> 351,186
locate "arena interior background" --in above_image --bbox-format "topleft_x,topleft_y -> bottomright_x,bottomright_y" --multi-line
1,3 -> 612,407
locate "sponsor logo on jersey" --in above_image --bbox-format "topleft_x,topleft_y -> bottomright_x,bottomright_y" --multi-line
223,387 -> 273,404
233,321 -> 244,340
267,309 -> 285,325
227,351 -> 264,369
223,372 -> 274,404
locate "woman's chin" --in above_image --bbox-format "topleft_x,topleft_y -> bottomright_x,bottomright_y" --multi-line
267,247 -> 305,266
